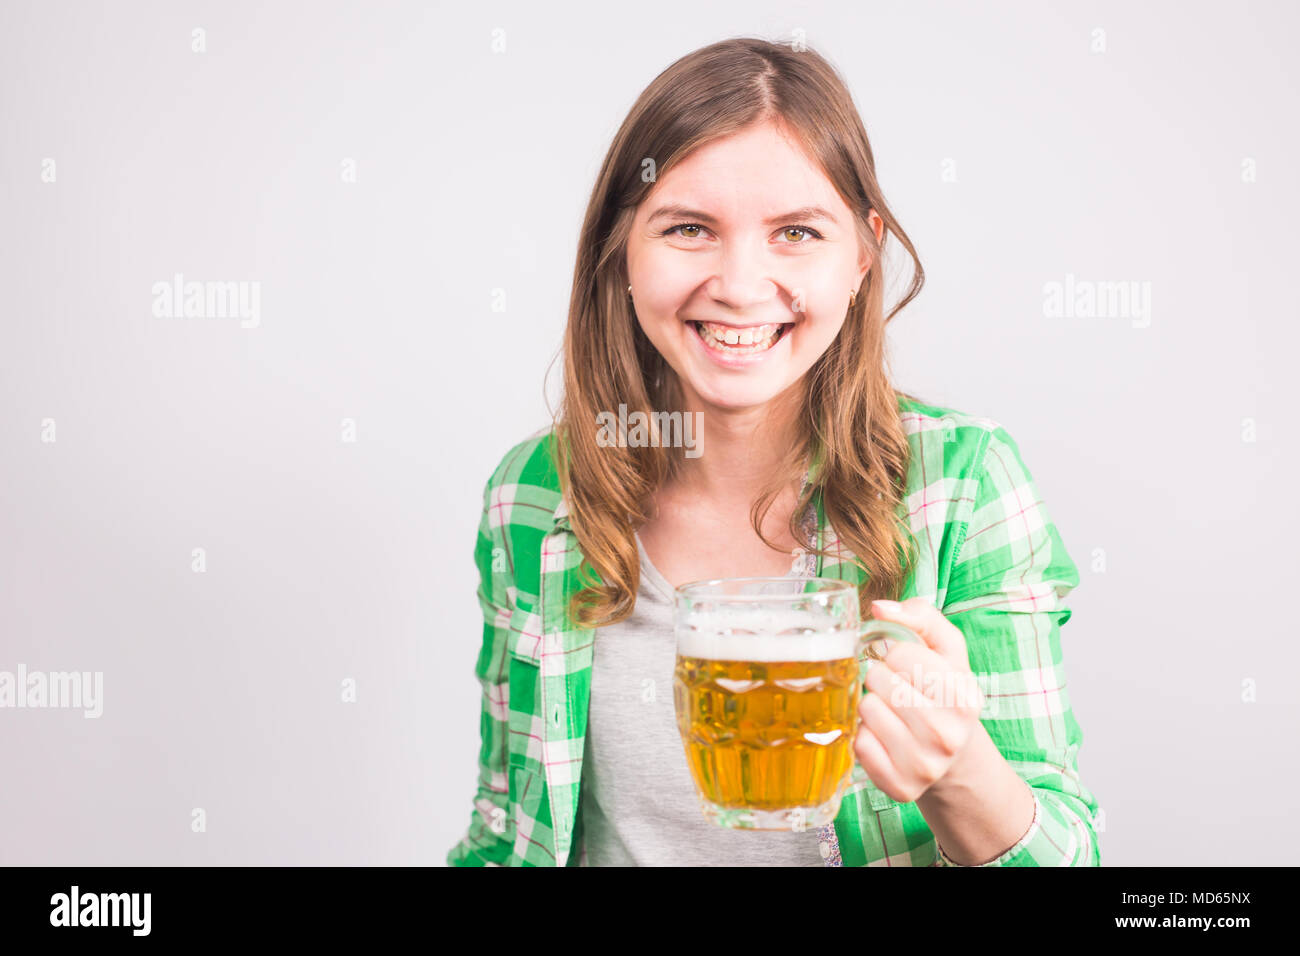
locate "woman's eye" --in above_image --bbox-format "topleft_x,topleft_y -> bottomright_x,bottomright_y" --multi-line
663,223 -> 705,239
780,226 -> 823,243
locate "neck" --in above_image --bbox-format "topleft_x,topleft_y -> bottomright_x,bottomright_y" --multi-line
666,381 -> 805,504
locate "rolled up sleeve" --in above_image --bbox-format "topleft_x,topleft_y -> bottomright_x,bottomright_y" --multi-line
936,427 -> 1102,867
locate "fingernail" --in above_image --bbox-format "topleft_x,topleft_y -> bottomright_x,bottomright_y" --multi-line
871,599 -> 901,614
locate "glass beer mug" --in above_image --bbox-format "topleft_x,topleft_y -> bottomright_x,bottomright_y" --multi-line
672,576 -> 923,830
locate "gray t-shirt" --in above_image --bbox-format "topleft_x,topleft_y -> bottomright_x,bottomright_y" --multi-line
577,532 -> 828,866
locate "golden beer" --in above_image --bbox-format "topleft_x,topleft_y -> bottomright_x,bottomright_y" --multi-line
672,577 -> 920,830
673,653 -> 861,819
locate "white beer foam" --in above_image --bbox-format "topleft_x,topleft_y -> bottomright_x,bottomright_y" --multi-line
677,607 -> 857,661
677,631 -> 858,662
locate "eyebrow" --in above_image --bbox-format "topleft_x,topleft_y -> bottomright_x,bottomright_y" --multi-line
645,203 -> 840,227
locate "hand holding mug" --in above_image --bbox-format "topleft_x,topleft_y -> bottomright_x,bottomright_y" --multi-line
853,598 -> 986,805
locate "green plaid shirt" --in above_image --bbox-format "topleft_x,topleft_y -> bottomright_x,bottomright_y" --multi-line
447,395 -> 1102,867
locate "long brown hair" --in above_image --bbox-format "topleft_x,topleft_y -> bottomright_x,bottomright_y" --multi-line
549,36 -> 926,628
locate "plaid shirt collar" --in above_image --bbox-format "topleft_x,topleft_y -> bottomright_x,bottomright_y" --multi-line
551,492 -> 572,531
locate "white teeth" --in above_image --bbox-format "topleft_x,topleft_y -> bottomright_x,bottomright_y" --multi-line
694,321 -> 786,354
699,322 -> 779,342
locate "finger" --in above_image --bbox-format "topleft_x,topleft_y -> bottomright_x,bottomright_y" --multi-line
858,681 -> 928,783
869,597 -> 968,666
863,657 -> 942,745
875,642 -> 952,698
852,724 -> 909,802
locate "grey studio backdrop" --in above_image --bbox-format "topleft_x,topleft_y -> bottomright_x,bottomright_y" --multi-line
1,0 -> 1296,867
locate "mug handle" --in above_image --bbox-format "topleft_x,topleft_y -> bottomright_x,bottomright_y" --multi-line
855,620 -> 923,693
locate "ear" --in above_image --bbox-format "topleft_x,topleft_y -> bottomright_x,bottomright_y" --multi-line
867,208 -> 884,243
858,208 -> 884,286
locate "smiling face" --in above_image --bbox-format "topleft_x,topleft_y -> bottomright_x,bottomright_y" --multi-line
625,118 -> 882,415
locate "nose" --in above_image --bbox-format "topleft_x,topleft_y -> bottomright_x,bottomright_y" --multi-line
708,239 -> 779,312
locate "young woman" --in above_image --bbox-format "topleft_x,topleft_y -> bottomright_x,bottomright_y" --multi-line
448,37 -> 1101,867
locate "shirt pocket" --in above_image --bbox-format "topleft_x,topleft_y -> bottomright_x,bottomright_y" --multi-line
505,603 -> 545,775
506,603 -> 544,666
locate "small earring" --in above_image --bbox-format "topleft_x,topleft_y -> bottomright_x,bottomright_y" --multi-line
627,284 -> 633,296
849,289 -> 857,307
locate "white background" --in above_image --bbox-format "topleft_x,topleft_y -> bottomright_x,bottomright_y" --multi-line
1,0 -> 1296,865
